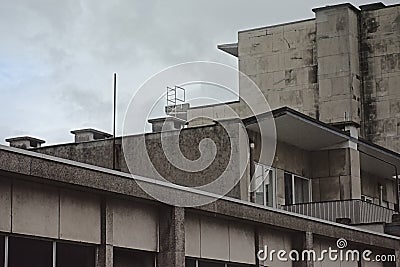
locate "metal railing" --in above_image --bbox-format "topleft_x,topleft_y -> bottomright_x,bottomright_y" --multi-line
282,199 -> 396,224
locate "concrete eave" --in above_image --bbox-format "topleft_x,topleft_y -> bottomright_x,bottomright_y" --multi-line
217,43 -> 238,57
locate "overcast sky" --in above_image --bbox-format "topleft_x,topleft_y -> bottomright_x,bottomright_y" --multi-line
1,0 -> 398,145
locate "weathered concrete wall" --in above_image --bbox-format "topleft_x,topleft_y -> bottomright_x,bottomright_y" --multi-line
0,178 -> 11,232
273,141 -> 311,177
311,148 -> 352,202
110,199 -> 158,252
360,5 -> 400,152
35,124 -> 246,200
59,190 -> 101,243
0,177 -> 101,244
314,237 -> 363,267
310,147 -> 362,202
258,228 -> 292,267
238,19 -> 318,119
34,139 -> 116,170
185,213 -> 255,264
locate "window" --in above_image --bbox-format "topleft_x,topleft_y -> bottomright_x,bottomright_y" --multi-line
284,172 -> 311,205
114,248 -> 155,267
199,261 -> 225,267
186,258 -> 197,267
57,242 -> 95,267
186,259 -> 253,267
254,163 -> 276,207
0,236 -> 4,267
9,236 -> 52,267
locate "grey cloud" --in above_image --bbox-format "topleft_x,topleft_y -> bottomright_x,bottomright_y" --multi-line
1,0 -> 399,145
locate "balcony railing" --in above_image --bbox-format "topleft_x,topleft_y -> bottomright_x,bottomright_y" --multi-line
282,199 -> 397,224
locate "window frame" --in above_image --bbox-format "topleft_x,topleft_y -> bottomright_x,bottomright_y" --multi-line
284,172 -> 312,205
254,162 -> 276,208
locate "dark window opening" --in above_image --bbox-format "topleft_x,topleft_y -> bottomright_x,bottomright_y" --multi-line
114,248 -> 155,267
284,172 -> 293,205
9,236 -> 52,267
186,258 -> 254,267
0,236 -> 4,267
198,260 -> 225,267
228,263 -> 252,267
185,258 -> 197,267
57,242 -> 95,267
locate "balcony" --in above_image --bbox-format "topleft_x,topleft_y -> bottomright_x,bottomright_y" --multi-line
282,199 -> 397,224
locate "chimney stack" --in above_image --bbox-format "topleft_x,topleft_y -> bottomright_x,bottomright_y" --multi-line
5,136 -> 45,149
70,129 -> 112,143
148,117 -> 186,133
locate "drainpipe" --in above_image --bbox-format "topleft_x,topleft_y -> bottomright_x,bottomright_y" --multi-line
379,185 -> 383,206
250,141 -> 255,203
395,166 -> 400,213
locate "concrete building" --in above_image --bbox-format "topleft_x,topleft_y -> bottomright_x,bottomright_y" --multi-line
215,2 -> 400,153
3,2 -> 400,267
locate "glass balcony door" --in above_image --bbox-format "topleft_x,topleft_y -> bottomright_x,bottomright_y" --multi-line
254,163 -> 276,208
284,172 -> 311,205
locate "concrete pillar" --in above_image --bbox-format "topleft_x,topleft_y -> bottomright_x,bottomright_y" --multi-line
313,3 -> 362,126
157,206 -> 185,267
349,148 -> 362,199
395,249 -> 400,267
292,231 -> 314,267
305,232 -> 314,267
96,198 -> 113,267
255,229 -> 262,267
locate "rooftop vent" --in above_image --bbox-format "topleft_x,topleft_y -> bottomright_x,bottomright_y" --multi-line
5,136 -> 45,149
70,128 -> 112,143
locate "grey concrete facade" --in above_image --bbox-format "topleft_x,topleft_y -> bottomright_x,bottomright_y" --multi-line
214,3 -> 400,153
0,145 -> 399,267
30,107 -> 400,226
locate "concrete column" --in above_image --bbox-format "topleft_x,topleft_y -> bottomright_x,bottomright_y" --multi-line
292,231 -> 314,267
395,249 -> 400,267
349,148 -> 362,200
96,198 -> 113,267
157,206 -> 185,267
313,3 -> 362,126
255,229 -> 262,267
305,232 -> 314,267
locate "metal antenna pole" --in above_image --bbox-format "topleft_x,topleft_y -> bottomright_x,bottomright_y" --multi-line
113,73 -> 117,170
